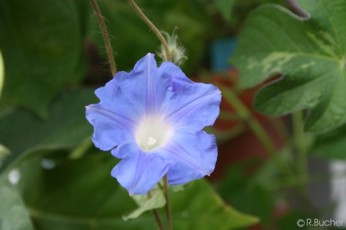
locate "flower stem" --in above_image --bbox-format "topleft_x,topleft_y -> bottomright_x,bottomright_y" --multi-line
163,175 -> 172,230
69,135 -> 92,160
147,192 -> 165,230
90,0 -> 117,75
151,209 -> 165,230
127,0 -> 172,61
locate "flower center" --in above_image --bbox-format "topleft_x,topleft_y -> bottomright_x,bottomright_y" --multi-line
135,116 -> 173,152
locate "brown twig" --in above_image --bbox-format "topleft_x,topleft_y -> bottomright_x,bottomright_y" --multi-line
127,0 -> 171,61
163,175 -> 172,230
90,0 -> 117,75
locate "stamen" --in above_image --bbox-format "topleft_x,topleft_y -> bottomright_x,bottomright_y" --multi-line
147,137 -> 157,146
135,116 -> 173,152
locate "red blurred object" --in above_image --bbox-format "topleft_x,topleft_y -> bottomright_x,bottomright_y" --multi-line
201,69 -> 287,180
200,69 -> 288,230
204,70 -> 288,229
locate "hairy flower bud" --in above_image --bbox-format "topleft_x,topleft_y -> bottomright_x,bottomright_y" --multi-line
158,30 -> 187,65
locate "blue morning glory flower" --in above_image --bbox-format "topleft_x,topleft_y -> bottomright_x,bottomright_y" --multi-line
86,53 -> 221,195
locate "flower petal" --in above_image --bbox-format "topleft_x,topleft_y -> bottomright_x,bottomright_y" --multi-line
94,71 -> 143,122
111,142 -> 137,159
86,53 -> 222,194
85,104 -> 134,151
111,148 -> 169,195
114,53 -> 171,114
159,130 -> 217,185
159,62 -> 221,130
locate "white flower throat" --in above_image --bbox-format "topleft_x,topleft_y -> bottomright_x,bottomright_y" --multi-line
135,116 -> 173,151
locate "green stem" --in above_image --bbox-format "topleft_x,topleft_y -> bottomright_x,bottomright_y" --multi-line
127,0 -> 171,61
90,0 -> 117,75
207,124 -> 246,142
272,168 -> 346,190
69,135 -> 92,160
163,175 -> 172,230
291,111 -> 317,213
269,118 -> 290,143
220,86 -> 291,176
218,111 -> 241,121
292,112 -> 308,189
221,87 -> 275,155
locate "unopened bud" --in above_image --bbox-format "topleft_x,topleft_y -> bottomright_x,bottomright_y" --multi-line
158,29 -> 187,65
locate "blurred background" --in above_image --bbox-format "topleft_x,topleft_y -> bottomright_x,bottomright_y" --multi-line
1,0 -> 346,229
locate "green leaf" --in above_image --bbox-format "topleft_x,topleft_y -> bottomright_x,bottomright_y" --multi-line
0,51 -> 4,97
0,89 -> 95,173
0,0 -> 86,117
170,179 -> 259,230
0,176 -> 34,230
19,153 -> 146,230
217,159 -> 275,226
232,1 -> 346,133
17,152 -> 257,230
313,123 -> 346,159
215,0 -> 235,22
123,187 -> 165,221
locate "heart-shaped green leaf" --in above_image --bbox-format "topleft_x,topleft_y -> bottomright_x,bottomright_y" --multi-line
232,0 -> 346,133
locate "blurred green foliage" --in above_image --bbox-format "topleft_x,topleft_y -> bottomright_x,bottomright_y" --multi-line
1,0 -> 346,229
0,0 -> 86,117
0,0 -> 267,229
8,152 -> 256,230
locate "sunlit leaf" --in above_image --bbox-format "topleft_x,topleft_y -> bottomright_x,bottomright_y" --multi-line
232,0 -> 346,133
123,186 -> 165,221
0,176 -> 34,230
